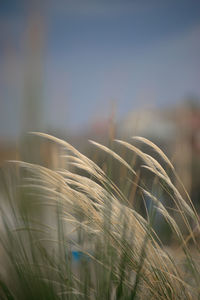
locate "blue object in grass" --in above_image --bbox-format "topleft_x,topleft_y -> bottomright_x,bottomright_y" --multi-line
72,250 -> 90,262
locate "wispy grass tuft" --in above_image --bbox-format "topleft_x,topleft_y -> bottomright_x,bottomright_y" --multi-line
0,133 -> 199,299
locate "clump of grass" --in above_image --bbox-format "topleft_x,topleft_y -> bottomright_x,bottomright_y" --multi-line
0,132 -> 199,299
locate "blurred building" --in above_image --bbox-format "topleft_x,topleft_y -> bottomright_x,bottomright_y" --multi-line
0,100 -> 199,205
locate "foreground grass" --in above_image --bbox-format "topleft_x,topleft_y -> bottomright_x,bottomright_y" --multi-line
0,132 -> 199,299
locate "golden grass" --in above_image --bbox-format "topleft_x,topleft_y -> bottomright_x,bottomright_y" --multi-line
0,132 -> 199,299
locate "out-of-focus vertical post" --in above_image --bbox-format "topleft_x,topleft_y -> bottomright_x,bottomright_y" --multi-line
22,2 -> 45,134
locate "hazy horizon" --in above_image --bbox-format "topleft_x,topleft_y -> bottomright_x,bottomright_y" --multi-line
0,0 -> 200,140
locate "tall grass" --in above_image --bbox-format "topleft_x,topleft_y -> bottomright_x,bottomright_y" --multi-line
0,132 -> 199,299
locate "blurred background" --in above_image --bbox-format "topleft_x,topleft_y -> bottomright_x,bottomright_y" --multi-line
0,0 -> 200,205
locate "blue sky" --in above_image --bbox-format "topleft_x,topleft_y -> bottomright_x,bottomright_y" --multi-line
0,0 -> 200,139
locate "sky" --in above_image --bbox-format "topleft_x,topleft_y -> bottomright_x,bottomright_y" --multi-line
0,0 -> 200,139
